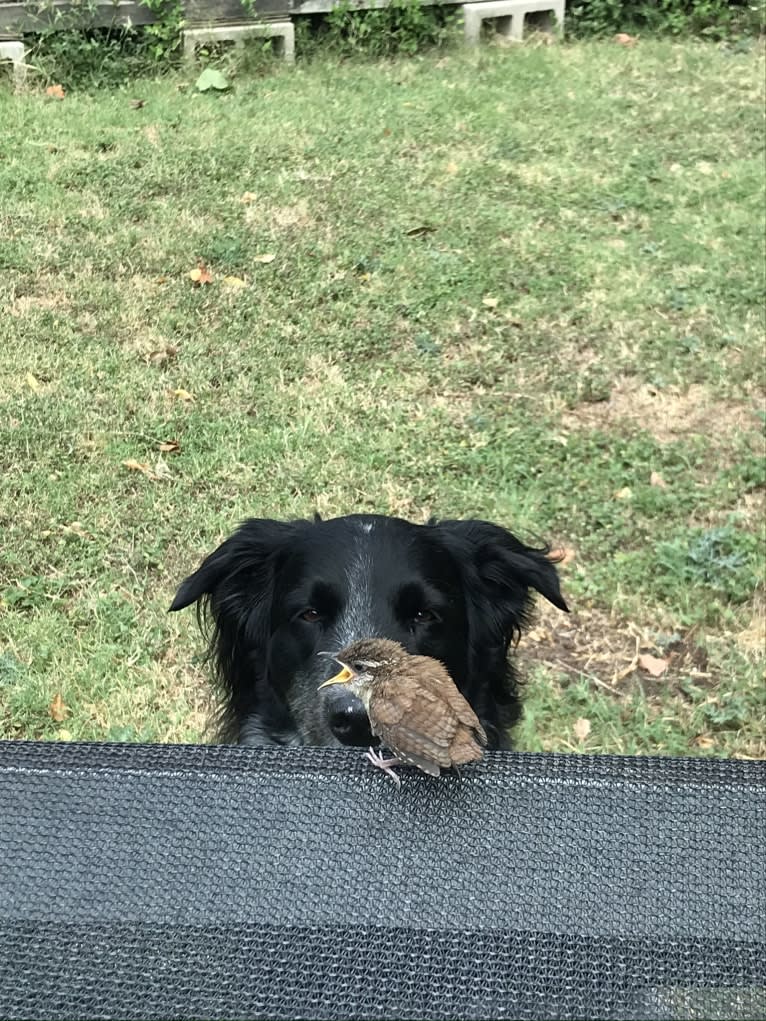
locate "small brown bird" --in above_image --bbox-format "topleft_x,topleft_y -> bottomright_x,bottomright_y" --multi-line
318,638 -> 487,785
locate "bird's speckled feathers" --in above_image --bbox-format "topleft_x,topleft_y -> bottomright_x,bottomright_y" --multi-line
327,639 -> 487,777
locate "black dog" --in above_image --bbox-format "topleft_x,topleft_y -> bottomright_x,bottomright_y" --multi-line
170,514 -> 568,749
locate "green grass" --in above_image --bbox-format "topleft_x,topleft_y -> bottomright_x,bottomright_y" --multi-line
1,39 -> 764,757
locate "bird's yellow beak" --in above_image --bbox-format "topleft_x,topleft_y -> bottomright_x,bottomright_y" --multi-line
318,664 -> 354,689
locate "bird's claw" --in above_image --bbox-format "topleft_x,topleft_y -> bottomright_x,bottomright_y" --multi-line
365,747 -> 402,787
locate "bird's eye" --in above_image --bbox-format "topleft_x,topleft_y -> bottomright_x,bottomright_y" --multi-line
299,608 -> 322,623
353,662 -> 366,672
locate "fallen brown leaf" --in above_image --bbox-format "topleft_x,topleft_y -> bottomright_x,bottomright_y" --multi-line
157,439 -> 181,454
446,161 -> 459,175
50,693 -> 69,723
693,734 -> 715,749
223,275 -> 247,289
482,296 -> 499,309
188,264 -> 213,286
548,547 -> 576,566
240,191 -> 257,204
573,717 -> 591,741
123,458 -> 154,479
638,653 -> 669,678
25,372 -> 42,393
615,32 -> 637,45
253,253 -> 276,264
46,84 -> 66,99
145,345 -> 178,366
130,99 -> 146,109
650,471 -> 668,489
405,225 -> 437,238
614,486 -> 632,501
170,388 -> 194,402
526,623 -> 551,644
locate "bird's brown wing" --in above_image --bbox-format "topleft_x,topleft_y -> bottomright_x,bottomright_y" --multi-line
410,657 -> 488,743
408,657 -> 488,766
368,681 -> 454,775
368,660 -> 487,773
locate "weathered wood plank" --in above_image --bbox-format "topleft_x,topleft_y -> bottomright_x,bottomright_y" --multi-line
1,0 -> 464,33
0,0 -> 293,31
287,0 -> 393,12
0,0 -> 154,31
184,0 -> 290,20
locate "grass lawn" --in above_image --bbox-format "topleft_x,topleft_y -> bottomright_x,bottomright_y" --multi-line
1,38 -> 764,757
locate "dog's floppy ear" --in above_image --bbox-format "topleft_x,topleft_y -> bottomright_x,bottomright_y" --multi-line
473,525 -> 569,616
168,517 -> 311,743
169,518 -> 305,612
431,519 -> 568,744
170,541 -> 235,612
433,518 -> 569,639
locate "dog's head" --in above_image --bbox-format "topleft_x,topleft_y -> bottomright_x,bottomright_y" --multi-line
170,514 -> 568,749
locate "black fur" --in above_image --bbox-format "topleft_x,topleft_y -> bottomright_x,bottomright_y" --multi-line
170,514 -> 568,749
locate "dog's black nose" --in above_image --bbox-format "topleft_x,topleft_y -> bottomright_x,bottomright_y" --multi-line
325,692 -> 374,746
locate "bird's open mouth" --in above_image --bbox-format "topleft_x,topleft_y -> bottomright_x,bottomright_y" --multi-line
318,665 -> 354,688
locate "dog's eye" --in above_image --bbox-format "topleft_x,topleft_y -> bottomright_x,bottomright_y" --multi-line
413,609 -> 437,625
299,608 -> 322,623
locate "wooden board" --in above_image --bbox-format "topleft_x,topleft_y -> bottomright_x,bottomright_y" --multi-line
1,0 -> 475,33
1,0 -> 154,31
0,0 -> 287,32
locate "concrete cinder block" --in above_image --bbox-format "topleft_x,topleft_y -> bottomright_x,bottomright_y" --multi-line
463,0 -> 564,44
0,38 -> 26,88
183,21 -> 295,63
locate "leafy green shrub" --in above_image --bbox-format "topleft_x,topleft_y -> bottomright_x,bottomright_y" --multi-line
20,0 -> 182,86
139,0 -> 184,62
567,0 -> 764,37
26,25 -> 168,87
322,0 -> 457,57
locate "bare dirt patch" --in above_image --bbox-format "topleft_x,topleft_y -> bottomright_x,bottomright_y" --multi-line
561,377 -> 764,445
244,199 -> 315,232
524,598 -> 714,697
6,288 -> 70,318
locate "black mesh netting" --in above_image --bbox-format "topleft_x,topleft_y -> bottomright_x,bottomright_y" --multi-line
0,741 -> 764,1021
